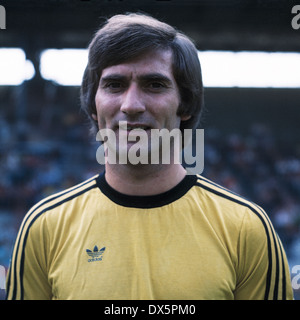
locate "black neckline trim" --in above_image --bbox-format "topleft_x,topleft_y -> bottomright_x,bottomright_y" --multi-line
96,172 -> 197,208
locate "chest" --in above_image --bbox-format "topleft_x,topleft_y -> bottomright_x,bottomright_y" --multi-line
47,208 -> 237,299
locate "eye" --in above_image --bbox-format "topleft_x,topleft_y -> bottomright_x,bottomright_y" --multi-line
150,82 -> 164,88
102,81 -> 124,92
106,82 -> 122,88
147,81 -> 167,91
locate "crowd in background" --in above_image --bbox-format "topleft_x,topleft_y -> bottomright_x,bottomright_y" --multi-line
0,114 -> 300,298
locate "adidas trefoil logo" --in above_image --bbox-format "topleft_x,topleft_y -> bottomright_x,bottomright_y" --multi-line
86,245 -> 106,262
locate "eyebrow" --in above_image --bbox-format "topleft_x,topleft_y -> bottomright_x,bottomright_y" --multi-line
100,74 -> 127,84
100,73 -> 173,85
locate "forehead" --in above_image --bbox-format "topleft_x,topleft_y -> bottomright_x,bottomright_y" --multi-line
100,49 -> 175,79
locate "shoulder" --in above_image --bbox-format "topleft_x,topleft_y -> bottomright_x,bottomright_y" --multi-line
6,174 -> 101,299
193,174 -> 271,230
193,175 -> 292,299
21,173 -> 100,233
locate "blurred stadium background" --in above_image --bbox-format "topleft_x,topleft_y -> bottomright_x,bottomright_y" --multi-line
0,0 -> 300,299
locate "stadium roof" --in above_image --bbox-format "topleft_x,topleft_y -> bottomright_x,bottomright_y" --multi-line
1,0 -> 299,54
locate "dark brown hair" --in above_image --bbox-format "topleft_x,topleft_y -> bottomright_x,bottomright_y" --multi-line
80,13 -> 204,134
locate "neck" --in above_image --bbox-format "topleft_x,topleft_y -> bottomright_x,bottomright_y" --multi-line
105,163 -> 187,196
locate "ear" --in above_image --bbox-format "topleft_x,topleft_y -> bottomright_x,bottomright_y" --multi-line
92,113 -> 98,121
180,114 -> 191,121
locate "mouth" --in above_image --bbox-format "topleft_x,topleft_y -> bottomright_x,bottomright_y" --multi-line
118,122 -> 151,132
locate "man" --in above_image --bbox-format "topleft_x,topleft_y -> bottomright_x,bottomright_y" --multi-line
6,13 -> 293,300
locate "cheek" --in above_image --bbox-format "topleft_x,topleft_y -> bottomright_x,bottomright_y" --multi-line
95,91 -> 120,125
94,90 -> 106,114
168,114 -> 182,130
156,97 -> 181,128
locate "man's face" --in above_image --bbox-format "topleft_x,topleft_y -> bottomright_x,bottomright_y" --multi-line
93,49 -> 190,161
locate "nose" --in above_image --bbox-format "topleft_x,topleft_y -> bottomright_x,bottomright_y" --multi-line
120,83 -> 146,115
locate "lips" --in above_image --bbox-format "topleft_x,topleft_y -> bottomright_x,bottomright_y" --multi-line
118,122 -> 151,131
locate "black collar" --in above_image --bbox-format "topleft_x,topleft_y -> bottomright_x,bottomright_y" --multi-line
96,172 -> 197,208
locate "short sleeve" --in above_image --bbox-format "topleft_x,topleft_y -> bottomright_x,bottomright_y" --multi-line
234,206 -> 293,300
6,212 -> 52,300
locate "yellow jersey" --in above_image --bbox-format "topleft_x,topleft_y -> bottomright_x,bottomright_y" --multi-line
6,173 -> 293,300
